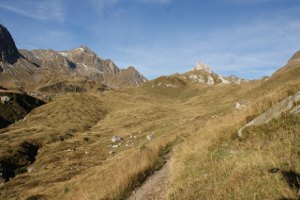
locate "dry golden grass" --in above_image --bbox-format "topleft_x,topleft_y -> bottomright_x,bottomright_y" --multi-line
169,81 -> 300,200
1,65 -> 300,200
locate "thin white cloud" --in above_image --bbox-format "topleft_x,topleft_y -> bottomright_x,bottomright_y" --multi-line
0,0 -> 64,21
87,0 -> 120,11
20,29 -> 75,51
86,0 -> 171,12
135,0 -> 172,4
223,0 -> 287,5
111,17 -> 300,79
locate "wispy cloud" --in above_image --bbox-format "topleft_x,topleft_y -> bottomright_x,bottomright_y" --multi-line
135,0 -> 172,4
87,0 -> 171,12
0,0 -> 64,21
111,17 -> 300,79
20,29 -> 75,51
87,0 -> 120,11
223,0 -> 288,5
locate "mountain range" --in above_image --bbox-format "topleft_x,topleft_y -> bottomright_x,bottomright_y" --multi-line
0,24 -> 147,91
0,24 -> 251,93
1,23 -> 300,200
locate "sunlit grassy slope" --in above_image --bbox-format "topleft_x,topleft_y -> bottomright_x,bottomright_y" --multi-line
169,60 -> 300,200
0,54 -> 300,200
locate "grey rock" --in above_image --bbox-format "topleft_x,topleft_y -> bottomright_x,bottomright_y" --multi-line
111,135 -> 123,143
146,134 -> 153,140
0,24 -> 20,64
109,151 -> 115,155
238,91 -> 300,137
1,95 -> 10,104
27,166 -> 36,173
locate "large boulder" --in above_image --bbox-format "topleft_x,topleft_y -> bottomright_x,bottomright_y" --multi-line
238,91 -> 300,137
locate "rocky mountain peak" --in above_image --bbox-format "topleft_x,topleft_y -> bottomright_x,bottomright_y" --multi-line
0,24 -> 20,64
78,45 -> 92,52
289,51 -> 300,62
126,66 -> 138,71
193,62 -> 213,73
184,61 -> 248,85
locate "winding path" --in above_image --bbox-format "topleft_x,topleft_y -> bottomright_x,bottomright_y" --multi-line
128,158 -> 171,200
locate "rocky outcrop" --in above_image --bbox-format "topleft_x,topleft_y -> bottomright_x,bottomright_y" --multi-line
0,24 -> 20,64
238,91 -> 300,137
0,141 -> 40,182
0,92 -> 45,129
184,62 -> 248,85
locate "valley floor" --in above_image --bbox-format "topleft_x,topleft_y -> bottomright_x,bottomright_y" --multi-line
0,76 -> 300,200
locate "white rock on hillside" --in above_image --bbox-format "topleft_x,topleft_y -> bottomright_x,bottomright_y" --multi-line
235,103 -> 246,110
146,134 -> 153,140
238,91 -> 300,137
111,135 -> 123,143
207,76 -> 215,85
1,96 -> 10,104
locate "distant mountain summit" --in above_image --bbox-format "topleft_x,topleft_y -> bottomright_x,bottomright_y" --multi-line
0,24 -> 147,91
184,61 -> 248,85
192,62 -> 213,73
0,25 -> 20,65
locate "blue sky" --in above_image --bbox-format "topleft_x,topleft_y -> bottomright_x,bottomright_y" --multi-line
0,0 -> 299,79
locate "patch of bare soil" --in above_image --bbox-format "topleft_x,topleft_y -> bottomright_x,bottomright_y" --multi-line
128,158 -> 171,200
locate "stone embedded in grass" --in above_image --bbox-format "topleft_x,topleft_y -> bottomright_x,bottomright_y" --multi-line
0,96 -> 10,104
147,134 -> 153,140
111,135 -> 123,143
238,91 -> 300,137
109,151 -> 115,155
27,166 -> 36,173
235,102 -> 246,110
235,103 -> 241,110
112,145 -> 119,148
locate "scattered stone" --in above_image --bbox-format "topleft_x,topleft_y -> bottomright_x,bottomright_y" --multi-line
235,103 -> 246,110
27,166 -> 36,173
67,148 -> 77,152
146,134 -> 153,140
109,151 -> 115,155
111,135 -> 123,143
112,145 -> 119,148
0,96 -> 10,104
268,168 -> 280,174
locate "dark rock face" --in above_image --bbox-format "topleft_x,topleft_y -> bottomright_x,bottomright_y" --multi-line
0,24 -> 20,64
0,92 -> 45,129
0,141 -> 40,182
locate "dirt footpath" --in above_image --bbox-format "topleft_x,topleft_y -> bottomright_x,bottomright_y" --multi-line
128,159 -> 171,200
